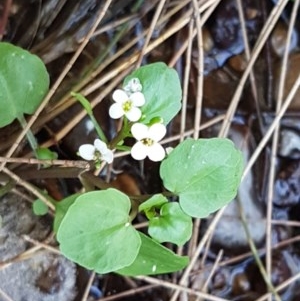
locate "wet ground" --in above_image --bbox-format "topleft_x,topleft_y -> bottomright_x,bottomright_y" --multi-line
0,0 -> 300,300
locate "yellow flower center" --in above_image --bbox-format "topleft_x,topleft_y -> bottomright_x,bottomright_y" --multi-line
93,150 -> 101,160
93,150 -> 102,168
141,138 -> 154,146
122,100 -> 132,112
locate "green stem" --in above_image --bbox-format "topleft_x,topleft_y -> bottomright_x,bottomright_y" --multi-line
89,113 -> 108,143
129,201 -> 139,222
17,114 -> 38,156
115,145 -> 131,151
71,92 -> 108,143
109,119 -> 132,149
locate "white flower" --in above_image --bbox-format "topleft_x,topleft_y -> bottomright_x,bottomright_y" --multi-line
109,89 -> 145,122
78,139 -> 113,164
131,123 -> 167,162
124,78 -> 142,93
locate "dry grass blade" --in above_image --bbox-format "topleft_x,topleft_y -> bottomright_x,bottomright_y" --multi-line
135,0 -> 167,68
81,272 -> 95,301
2,167 -> 55,211
191,0 -> 204,140
256,272 -> 300,301
0,156 -> 89,169
22,235 -> 60,255
201,250 -> 224,294
96,284 -> 157,301
180,19 -> 194,142
0,289 -> 14,301
136,275 -> 231,301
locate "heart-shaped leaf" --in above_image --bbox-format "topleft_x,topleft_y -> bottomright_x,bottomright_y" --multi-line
53,193 -> 81,233
0,42 -> 49,127
57,189 -> 141,273
160,138 -> 243,218
117,232 -> 189,276
149,202 -> 192,246
124,62 -> 182,125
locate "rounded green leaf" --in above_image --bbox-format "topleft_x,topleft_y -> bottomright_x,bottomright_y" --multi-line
0,42 -> 49,127
124,62 -> 182,125
57,189 -> 141,273
32,199 -> 49,216
149,202 -> 192,246
160,138 -> 243,218
117,232 -> 189,276
53,193 -> 81,234
36,148 -> 58,160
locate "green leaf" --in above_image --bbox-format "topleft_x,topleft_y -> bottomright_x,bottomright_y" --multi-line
71,92 -> 92,115
53,193 -> 81,233
149,202 -> 192,246
36,148 -> 58,167
32,199 -> 49,216
57,189 -> 141,273
160,138 -> 243,218
139,194 -> 168,219
139,194 -> 168,212
36,148 -> 58,160
0,42 -> 49,127
124,62 -> 182,125
117,232 -> 189,276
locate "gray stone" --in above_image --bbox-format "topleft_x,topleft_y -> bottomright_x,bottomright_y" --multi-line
0,194 -> 77,301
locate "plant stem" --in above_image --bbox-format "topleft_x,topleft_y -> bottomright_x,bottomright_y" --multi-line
72,92 -> 108,143
17,114 -> 38,156
109,119 -> 132,149
89,112 -> 108,143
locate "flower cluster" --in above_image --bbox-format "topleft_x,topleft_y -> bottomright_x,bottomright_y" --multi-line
78,78 -> 167,164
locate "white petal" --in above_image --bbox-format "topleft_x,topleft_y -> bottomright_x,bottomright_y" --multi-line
131,142 -> 148,160
109,103 -> 124,119
125,107 -> 142,122
130,82 -> 142,92
148,123 -> 167,142
130,92 -> 145,107
148,143 -> 166,162
102,149 -> 114,164
112,89 -> 128,103
126,78 -> 142,93
94,139 -> 108,152
131,123 -> 148,140
78,144 -> 95,160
